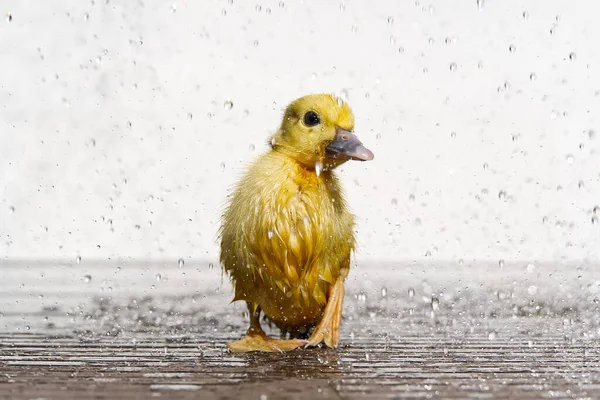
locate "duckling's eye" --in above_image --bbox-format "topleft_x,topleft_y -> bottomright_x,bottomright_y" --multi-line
303,111 -> 321,127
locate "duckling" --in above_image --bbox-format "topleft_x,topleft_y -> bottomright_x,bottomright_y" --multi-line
219,93 -> 373,352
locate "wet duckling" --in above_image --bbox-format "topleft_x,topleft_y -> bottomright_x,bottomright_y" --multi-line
220,93 -> 373,352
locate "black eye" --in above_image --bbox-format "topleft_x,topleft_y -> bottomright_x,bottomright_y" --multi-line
303,111 -> 320,127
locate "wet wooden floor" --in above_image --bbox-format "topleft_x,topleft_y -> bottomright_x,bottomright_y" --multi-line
1,260 -> 599,399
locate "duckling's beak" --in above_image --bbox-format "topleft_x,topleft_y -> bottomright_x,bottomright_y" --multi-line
326,128 -> 374,161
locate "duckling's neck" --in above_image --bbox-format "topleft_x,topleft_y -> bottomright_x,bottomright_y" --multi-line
270,146 -> 326,174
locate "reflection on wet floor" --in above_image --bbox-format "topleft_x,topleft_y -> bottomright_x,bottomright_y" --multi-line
1,261 -> 599,399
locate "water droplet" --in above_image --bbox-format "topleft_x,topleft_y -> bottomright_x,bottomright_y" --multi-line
408,194 -> 415,202
253,40 -> 259,47
224,100 -> 234,110
249,144 -> 255,151
450,131 -> 457,138
578,180 -> 585,189
187,112 -> 193,120
351,25 -> 358,33
529,72 -> 537,81
477,60 -> 484,69
387,16 -> 394,25
76,256 -> 82,264
156,273 -> 162,282
177,258 -> 185,268
6,12 -> 13,22
391,198 -> 398,206
381,287 -> 387,297
220,162 -> 225,171
408,288 -> 415,298
593,206 -> 599,215
339,89 -> 349,102
255,4 -> 262,11
488,331 -> 497,340
267,230 -> 274,239
209,263 -> 214,269
592,216 -> 599,225
398,46 -> 405,54
498,191 -> 507,201
339,2 -> 345,11
509,44 -> 516,53
522,11 -> 529,19
449,62 -> 457,72
566,155 -> 574,165
569,52 -> 576,61
126,121 -> 132,129
528,285 -> 538,295
499,259 -> 505,268
83,275 -> 92,284
526,263 -> 536,272
431,296 -> 440,311
279,1 -> 285,8
26,325 -> 30,331
357,291 -> 367,304
589,130 -> 596,140
476,0 -> 484,10
315,159 -> 323,177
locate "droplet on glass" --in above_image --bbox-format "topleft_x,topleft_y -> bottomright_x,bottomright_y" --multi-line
431,296 -> 440,311
76,255 -> 82,264
408,288 -> 415,298
220,162 -> 225,171
526,263 -> 536,272
588,130 -> 596,140
381,287 -> 387,297
488,331 -> 497,340
522,11 -> 529,19
249,144 -> 255,151
450,131 -> 457,138
224,100 -> 234,110
187,112 -> 193,120
351,25 -> 357,34
593,206 -> 599,215
387,16 -> 394,25
509,44 -> 516,53
83,275 -> 92,284
498,191 -> 507,201
499,259 -> 505,268
568,52 -> 576,61
6,12 -> 13,22
391,198 -> 398,206
177,258 -> 185,268
398,46 -> 405,54
267,230 -> 274,239
449,62 -> 457,72
566,155 -> 574,165
156,273 -> 162,282
476,0 -> 484,10
529,72 -> 537,81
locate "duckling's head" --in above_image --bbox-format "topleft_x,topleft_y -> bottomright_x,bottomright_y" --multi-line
270,93 -> 374,170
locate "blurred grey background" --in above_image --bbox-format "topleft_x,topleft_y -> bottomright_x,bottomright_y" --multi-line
1,0 -> 599,264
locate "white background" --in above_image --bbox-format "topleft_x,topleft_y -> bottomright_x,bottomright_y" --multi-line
1,0 -> 599,264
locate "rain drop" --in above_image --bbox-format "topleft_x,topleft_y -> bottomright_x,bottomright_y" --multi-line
498,191 -> 507,201
528,285 -> 538,295
488,331 -> 497,340
249,144 -> 255,151
449,62 -> 457,72
509,44 -> 516,53
177,258 -> 185,268
6,12 -> 13,22
387,16 -> 394,25
357,291 -> 367,304
529,72 -> 537,81
566,155 -> 574,165
83,275 -> 92,284
220,162 -> 225,171
499,259 -> 505,268
589,130 -> 596,140
315,159 -> 324,177
593,206 -> 599,215
476,0 -> 484,10
209,263 -> 214,269
76,256 -> 82,264
156,273 -> 162,282
187,112 -> 193,120
592,216 -> 599,225
224,100 -> 234,110
408,288 -> 415,299
526,263 -> 536,272
391,198 -> 398,206
569,52 -> 576,61
267,230 -> 274,239
522,11 -> 529,19
381,287 -> 387,298
431,296 -> 440,311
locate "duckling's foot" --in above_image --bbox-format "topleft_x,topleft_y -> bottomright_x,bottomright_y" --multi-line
227,333 -> 306,353
305,279 -> 345,348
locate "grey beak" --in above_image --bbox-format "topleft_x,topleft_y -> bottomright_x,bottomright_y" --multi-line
325,128 -> 374,161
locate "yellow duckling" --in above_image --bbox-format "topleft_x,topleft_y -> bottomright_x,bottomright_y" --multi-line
219,93 -> 373,352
